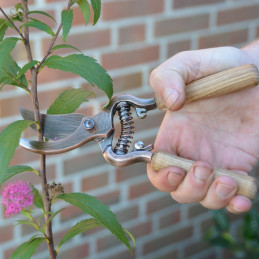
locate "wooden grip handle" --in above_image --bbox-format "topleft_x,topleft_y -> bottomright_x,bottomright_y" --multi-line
185,64 -> 259,103
151,151 -> 258,200
156,64 -> 259,109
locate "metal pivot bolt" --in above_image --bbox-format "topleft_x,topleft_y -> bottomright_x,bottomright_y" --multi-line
84,119 -> 95,131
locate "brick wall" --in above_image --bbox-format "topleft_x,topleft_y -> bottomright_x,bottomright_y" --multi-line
0,0 -> 259,258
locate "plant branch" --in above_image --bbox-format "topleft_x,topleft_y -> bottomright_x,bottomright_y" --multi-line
21,1 -> 56,258
36,0 -> 73,72
0,7 -> 25,41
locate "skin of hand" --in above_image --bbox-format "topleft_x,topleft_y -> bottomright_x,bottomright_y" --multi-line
147,45 -> 259,214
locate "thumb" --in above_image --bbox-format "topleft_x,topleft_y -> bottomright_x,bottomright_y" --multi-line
150,67 -> 186,111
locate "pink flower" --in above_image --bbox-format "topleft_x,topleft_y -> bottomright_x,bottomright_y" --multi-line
1,181 -> 33,218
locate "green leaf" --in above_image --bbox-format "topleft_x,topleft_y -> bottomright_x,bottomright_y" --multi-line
0,37 -> 19,59
0,165 -> 38,186
90,0 -> 101,25
28,10 -> 57,23
32,186 -> 45,210
0,56 -> 28,89
211,210 -> 229,231
61,10 -> 73,42
57,193 -> 132,252
77,0 -> 90,25
51,44 -> 82,53
10,237 -> 45,259
0,120 -> 34,178
17,60 -> 39,79
57,218 -> 103,254
44,54 -> 113,99
242,208 -> 259,240
0,37 -> 28,89
47,88 -> 92,114
0,19 -> 8,42
21,20 -> 55,36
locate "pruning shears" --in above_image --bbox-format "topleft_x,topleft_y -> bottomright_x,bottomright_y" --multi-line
20,64 -> 259,200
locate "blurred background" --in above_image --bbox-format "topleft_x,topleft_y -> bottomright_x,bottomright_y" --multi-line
0,0 -> 259,258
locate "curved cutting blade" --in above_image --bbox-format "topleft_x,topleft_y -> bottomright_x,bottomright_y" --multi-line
20,107 -> 84,140
19,111 -> 113,154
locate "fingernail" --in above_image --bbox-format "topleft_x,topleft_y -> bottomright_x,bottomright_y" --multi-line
194,166 -> 212,183
167,170 -> 185,185
216,182 -> 236,199
163,88 -> 179,109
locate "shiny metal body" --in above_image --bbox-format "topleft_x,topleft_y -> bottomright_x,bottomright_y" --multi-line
19,94 -> 157,166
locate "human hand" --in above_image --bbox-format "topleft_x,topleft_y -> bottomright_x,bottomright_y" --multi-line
147,46 -> 259,213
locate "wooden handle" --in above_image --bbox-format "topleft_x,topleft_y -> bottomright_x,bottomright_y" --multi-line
156,64 -> 259,109
151,151 -> 258,200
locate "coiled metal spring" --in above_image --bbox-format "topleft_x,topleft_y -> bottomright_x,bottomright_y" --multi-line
114,102 -> 134,155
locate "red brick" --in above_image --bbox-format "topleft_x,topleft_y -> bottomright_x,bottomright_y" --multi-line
119,24 -> 146,45
10,147 -> 39,165
63,148 -> 105,175
97,190 -> 120,205
173,0 -> 224,9
58,242 -> 89,259
183,240 -> 212,258
102,45 -> 159,70
129,179 -> 156,199
72,5 -> 94,26
146,195 -> 176,214
217,4 -> 259,25
102,0 -> 164,21
0,87 -> 72,118
187,203 -> 209,219
116,205 -> 139,223
155,14 -> 210,37
0,0 -> 34,8
81,171 -> 109,191
0,225 -> 13,243
159,249 -> 178,259
159,210 -> 181,229
199,29 -> 248,48
42,29 -> 110,55
116,163 -> 146,182
60,204 -> 83,222
4,247 -> 16,259
105,250 -> 136,259
81,72 -> 143,99
167,40 -> 191,58
97,233 -> 120,252
143,226 -> 193,254
130,220 -> 152,238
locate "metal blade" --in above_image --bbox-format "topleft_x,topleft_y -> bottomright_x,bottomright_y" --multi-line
20,107 -> 84,140
19,111 -> 113,154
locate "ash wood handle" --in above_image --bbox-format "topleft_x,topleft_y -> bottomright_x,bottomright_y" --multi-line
156,64 -> 259,109
185,64 -> 259,103
151,151 -> 258,200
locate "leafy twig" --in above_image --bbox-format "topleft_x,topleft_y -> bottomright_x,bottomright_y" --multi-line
0,7 -> 25,41
36,0 -> 73,72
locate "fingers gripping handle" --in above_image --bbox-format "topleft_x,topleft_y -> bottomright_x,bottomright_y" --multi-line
156,64 -> 259,109
151,151 -> 258,200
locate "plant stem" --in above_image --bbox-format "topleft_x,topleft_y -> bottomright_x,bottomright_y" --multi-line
21,1 -> 56,258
